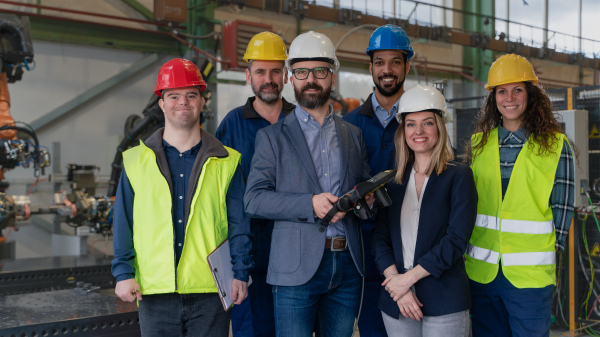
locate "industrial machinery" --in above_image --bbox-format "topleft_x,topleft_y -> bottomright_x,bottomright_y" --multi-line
0,14 -> 49,185
330,90 -> 362,116
0,14 -> 53,251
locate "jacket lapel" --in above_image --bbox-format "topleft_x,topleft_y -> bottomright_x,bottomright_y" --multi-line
283,112 -> 321,191
414,168 -> 439,260
335,116 -> 350,186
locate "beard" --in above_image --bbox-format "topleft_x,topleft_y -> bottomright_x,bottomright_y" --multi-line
373,72 -> 406,97
294,82 -> 331,109
251,79 -> 282,104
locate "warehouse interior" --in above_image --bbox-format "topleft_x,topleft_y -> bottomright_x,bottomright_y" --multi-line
0,0 -> 598,336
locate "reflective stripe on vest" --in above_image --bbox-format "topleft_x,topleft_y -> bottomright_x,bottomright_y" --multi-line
465,127 -> 567,288
502,251 -> 556,266
467,244 -> 499,265
123,141 -> 241,295
473,214 -> 554,234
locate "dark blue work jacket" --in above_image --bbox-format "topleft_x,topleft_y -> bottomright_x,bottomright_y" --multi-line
343,93 -> 399,284
215,96 -> 294,273
343,93 -> 398,175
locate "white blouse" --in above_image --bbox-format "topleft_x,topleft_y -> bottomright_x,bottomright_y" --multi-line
400,168 -> 429,270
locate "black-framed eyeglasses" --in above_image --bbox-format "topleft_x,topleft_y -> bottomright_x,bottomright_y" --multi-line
291,67 -> 333,80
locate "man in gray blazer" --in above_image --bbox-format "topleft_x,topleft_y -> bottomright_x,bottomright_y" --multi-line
244,31 -> 372,337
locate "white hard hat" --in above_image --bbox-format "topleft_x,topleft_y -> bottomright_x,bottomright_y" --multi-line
286,31 -> 340,71
396,84 -> 451,123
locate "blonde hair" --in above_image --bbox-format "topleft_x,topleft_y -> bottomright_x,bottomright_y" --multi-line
394,112 -> 454,183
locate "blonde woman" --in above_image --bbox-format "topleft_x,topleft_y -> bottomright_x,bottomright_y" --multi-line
372,84 -> 477,337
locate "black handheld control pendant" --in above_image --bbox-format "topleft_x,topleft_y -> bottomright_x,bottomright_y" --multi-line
320,170 -> 396,227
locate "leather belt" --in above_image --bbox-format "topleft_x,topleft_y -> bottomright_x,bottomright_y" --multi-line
325,236 -> 347,251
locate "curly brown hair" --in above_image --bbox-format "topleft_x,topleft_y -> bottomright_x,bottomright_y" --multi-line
465,82 -> 569,163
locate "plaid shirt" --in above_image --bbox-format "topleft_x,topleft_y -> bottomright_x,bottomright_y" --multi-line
498,125 -> 574,251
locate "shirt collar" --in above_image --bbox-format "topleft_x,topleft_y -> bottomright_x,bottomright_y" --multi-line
162,139 -> 202,154
371,93 -> 399,123
294,104 -> 334,125
241,96 -> 296,120
498,124 -> 528,143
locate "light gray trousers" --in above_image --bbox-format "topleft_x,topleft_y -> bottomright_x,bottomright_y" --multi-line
381,310 -> 470,337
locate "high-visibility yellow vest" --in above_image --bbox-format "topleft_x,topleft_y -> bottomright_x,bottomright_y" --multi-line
465,127 -> 568,288
122,141 -> 240,294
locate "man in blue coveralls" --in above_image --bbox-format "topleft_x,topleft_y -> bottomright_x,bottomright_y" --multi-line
342,24 -> 414,337
215,32 -> 294,337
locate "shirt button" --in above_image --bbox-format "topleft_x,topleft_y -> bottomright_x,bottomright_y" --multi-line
180,174 -> 184,177
179,154 -> 183,157
178,243 -> 182,247
304,118 -> 308,122
179,196 -> 183,199
322,149 -> 325,153
324,173 -> 327,177
319,226 -> 325,233
178,220 -> 182,223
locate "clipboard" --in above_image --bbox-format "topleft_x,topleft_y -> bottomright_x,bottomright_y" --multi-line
207,239 -> 252,311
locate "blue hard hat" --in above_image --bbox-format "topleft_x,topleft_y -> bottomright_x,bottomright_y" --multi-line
366,24 -> 414,60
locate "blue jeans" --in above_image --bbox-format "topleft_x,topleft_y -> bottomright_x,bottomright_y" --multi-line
273,249 -> 362,337
138,292 -> 231,337
470,267 -> 553,337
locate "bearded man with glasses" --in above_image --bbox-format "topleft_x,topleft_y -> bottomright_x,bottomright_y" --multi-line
244,30 -> 373,337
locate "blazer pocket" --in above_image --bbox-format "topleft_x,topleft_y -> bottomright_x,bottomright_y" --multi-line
269,226 -> 301,274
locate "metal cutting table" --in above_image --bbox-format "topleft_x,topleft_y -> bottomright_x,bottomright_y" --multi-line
0,289 -> 140,336
0,255 -> 115,295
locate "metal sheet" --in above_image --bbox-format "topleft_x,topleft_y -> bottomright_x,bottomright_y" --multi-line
0,290 -> 140,336
0,256 -> 114,295
0,255 -> 111,272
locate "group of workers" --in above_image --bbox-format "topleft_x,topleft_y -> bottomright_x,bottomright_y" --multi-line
110,23 -> 575,337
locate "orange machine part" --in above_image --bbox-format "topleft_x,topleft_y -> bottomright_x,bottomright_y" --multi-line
332,97 -> 362,115
344,98 -> 361,112
0,73 -> 15,139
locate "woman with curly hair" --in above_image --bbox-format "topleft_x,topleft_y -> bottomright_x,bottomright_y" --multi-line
465,54 -> 575,337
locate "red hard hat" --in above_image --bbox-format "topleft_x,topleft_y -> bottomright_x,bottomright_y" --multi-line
154,58 -> 207,96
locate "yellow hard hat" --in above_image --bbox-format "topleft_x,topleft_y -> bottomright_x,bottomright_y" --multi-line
243,32 -> 288,63
485,54 -> 539,91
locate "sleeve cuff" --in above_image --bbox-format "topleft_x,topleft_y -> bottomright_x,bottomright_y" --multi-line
116,274 -> 135,282
233,270 -> 249,282
376,254 -> 396,275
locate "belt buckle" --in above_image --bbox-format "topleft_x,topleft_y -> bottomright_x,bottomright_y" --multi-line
330,235 -> 347,252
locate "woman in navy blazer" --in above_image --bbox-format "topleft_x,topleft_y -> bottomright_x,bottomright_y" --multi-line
372,85 -> 477,337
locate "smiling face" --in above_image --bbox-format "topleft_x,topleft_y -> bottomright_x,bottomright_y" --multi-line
495,82 -> 528,131
404,111 -> 439,157
290,60 -> 336,110
159,87 -> 204,130
369,49 -> 409,97
246,60 -> 287,104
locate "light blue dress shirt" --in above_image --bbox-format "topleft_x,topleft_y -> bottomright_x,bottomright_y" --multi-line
371,93 -> 399,128
294,105 -> 346,237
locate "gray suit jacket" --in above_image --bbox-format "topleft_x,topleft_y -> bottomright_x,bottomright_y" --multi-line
244,111 -> 371,286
